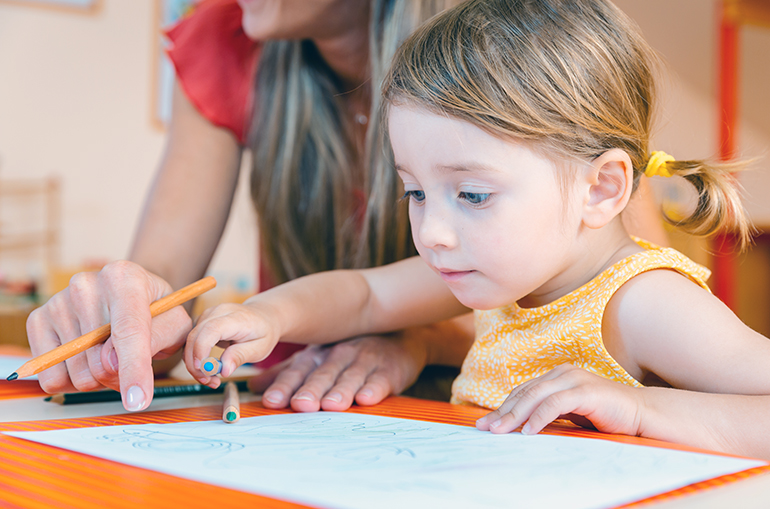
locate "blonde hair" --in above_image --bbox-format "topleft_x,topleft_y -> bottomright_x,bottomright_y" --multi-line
383,0 -> 751,248
249,0 -> 463,285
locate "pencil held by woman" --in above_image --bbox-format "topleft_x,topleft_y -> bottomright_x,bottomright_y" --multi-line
8,277 -> 216,381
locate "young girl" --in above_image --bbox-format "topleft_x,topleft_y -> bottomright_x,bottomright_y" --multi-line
184,0 -> 770,459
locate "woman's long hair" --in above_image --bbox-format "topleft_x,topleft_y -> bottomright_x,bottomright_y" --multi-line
249,0 -> 462,285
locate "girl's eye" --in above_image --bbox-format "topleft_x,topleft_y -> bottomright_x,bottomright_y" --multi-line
402,190 -> 425,203
459,191 -> 491,205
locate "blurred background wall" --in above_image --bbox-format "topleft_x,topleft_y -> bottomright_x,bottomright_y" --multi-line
0,0 -> 768,343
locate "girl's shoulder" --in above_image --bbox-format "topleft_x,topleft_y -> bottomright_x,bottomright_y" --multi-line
601,237 -> 711,293
165,0 -> 261,144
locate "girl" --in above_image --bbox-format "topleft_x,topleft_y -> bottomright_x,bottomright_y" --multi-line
184,0 -> 770,459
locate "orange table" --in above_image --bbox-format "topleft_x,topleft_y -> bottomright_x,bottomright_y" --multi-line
0,394 -> 768,509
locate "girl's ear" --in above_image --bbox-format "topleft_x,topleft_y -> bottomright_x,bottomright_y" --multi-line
581,148 -> 634,229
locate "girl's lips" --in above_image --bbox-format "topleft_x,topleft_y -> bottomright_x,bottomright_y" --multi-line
438,269 -> 474,282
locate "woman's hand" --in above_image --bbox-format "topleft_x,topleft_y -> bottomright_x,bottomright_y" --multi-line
476,364 -> 645,436
249,314 -> 475,412
248,333 -> 429,412
26,260 -> 193,411
184,300 -> 283,388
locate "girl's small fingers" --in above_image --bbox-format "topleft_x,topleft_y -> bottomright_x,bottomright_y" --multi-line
219,338 -> 278,378
521,389 -> 582,435
477,378 -> 539,429
488,378 -> 570,434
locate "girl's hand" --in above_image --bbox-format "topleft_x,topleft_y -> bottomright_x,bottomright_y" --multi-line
184,300 -> 281,388
475,364 -> 645,436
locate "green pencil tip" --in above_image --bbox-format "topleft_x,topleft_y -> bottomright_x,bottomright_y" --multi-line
6,372 -> 18,381
44,396 -> 52,402
225,411 -> 237,422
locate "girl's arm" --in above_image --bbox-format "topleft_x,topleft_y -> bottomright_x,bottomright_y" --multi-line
477,269 -> 770,460
184,256 -> 470,383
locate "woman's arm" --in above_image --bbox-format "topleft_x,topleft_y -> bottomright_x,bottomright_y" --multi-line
27,83 -> 243,411
184,256 -> 470,383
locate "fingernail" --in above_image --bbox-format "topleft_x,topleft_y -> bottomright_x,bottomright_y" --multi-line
489,419 -> 502,429
125,385 -> 146,412
522,423 -> 532,434
193,358 -> 201,370
324,392 -> 342,403
108,349 -> 119,372
264,391 -> 283,404
292,392 -> 314,401
358,388 -> 373,399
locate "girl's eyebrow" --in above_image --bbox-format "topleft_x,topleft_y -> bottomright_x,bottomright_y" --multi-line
436,163 -> 502,174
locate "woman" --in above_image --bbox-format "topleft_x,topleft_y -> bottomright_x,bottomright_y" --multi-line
26,0 -> 666,413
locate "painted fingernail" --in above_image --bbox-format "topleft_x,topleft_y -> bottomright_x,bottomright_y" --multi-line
293,392 -> 314,401
522,422 -> 532,434
324,392 -> 342,403
125,385 -> 146,412
264,391 -> 283,404
108,349 -> 119,372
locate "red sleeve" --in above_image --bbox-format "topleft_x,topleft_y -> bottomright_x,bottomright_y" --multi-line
164,0 -> 261,144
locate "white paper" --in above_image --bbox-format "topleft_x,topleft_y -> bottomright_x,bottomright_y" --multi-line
0,356 -> 35,380
5,412 -> 765,509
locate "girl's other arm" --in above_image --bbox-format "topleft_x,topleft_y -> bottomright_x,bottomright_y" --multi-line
185,257 -> 470,383
479,269 -> 770,459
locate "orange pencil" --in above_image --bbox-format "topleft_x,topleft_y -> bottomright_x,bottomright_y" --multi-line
222,381 -> 240,423
7,276 -> 217,381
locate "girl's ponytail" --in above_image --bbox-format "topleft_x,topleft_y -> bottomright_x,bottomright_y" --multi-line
650,156 -> 752,249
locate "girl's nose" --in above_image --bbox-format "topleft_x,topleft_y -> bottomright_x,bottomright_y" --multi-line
417,204 -> 458,250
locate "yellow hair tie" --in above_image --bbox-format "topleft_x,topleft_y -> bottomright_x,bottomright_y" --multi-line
644,151 -> 675,178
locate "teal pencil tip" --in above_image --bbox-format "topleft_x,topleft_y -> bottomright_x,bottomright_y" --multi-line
225,411 -> 237,422
6,372 -> 18,381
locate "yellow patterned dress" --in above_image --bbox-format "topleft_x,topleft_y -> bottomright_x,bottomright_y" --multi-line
451,239 -> 711,409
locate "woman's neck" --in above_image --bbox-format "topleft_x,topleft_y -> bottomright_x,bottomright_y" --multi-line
313,24 -> 370,91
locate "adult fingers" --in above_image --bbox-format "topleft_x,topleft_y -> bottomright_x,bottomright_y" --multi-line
353,370 -> 395,407
101,261 -> 170,412
261,349 -> 325,410
68,272 -> 115,390
26,302 -> 77,394
289,346 -> 353,413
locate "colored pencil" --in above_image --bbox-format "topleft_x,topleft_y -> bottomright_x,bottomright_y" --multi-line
201,356 -> 223,376
7,276 -> 217,381
45,379 -> 249,405
222,381 -> 240,423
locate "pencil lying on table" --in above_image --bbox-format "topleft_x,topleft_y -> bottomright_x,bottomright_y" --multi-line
7,276 -> 217,381
46,378 -> 249,405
